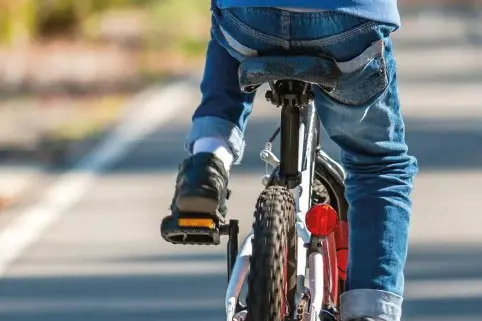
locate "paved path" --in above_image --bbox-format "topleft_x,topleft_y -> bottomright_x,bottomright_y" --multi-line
0,12 -> 481,321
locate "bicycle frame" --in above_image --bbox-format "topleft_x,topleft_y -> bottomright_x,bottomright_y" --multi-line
225,81 -> 348,321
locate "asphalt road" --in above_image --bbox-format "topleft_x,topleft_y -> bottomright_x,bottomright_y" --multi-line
0,11 -> 481,321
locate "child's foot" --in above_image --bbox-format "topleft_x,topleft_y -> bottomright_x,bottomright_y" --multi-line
160,152 -> 230,245
173,152 -> 229,219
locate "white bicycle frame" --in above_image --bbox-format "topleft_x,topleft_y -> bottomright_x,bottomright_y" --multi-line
225,101 -> 328,321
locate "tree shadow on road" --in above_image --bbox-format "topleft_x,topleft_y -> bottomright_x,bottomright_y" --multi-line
406,244 -> 482,281
106,114 -> 482,174
403,243 -> 482,320
1,244 -> 482,321
0,273 -> 225,321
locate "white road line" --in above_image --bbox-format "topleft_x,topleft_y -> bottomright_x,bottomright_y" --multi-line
0,298 -> 221,313
5,261 -> 226,278
0,79 -> 198,277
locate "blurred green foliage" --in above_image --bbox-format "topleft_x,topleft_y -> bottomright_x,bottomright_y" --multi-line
0,0 -> 211,55
144,0 -> 210,55
0,1 -> 37,45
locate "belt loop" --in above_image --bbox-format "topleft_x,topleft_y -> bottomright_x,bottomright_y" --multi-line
211,0 -> 221,15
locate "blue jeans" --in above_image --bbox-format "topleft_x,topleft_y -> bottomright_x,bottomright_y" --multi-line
186,7 -> 418,321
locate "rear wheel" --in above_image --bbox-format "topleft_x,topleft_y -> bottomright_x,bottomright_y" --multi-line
247,186 -> 297,321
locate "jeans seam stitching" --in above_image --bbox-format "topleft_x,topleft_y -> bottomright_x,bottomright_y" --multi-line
211,28 -> 245,61
218,25 -> 258,57
292,21 -> 378,47
329,42 -> 388,105
222,9 -> 287,47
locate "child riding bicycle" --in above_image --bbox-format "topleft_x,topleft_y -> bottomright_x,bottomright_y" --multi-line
161,1 -> 418,320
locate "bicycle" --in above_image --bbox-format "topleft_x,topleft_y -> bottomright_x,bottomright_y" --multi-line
161,54 -> 349,321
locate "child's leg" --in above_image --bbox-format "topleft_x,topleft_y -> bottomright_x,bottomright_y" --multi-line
186,39 -> 256,169
161,38 -> 255,239
313,35 -> 418,321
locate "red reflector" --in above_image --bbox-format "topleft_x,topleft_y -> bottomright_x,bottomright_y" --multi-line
305,204 -> 338,237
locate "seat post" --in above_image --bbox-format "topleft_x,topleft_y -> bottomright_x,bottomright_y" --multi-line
266,80 -> 314,188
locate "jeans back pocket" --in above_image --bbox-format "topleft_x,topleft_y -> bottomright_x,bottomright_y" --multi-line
328,40 -> 389,106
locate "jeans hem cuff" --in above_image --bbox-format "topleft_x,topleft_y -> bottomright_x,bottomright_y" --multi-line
186,116 -> 245,164
340,289 -> 403,321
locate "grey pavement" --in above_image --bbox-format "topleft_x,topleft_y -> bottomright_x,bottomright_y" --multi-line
0,12 -> 481,321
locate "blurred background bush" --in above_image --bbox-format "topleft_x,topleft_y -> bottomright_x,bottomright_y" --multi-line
0,0 -> 211,88
0,0 -> 211,168
0,0 -> 211,51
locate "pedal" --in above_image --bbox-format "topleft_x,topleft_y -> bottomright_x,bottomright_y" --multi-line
160,213 -> 222,246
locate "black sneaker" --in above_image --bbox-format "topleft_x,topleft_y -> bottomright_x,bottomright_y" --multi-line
173,152 -> 229,219
160,153 -> 230,245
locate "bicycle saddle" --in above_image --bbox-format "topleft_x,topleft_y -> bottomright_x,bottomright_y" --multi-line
238,55 -> 339,93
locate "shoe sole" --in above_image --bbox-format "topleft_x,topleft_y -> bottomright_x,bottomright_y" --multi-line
177,196 -> 219,214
